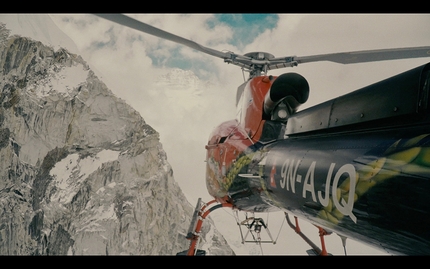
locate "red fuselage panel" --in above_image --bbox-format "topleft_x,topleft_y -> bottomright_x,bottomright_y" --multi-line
205,76 -> 274,202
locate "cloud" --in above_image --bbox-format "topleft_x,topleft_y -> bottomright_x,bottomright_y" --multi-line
208,14 -> 279,50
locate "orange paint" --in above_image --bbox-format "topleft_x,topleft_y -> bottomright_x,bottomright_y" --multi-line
205,76 -> 277,200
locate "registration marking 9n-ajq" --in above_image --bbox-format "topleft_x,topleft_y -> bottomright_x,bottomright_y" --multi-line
279,159 -> 357,223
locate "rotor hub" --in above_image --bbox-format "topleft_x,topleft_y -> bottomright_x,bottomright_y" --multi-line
244,52 -> 275,61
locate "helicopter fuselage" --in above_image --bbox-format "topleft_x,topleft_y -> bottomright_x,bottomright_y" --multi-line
205,63 -> 430,255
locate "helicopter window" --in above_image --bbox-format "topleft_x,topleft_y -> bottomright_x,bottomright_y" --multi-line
236,93 -> 244,122
219,136 -> 228,143
236,82 -> 246,106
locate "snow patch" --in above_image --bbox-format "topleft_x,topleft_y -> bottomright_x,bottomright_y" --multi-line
49,150 -> 120,204
29,64 -> 89,98
107,182 -> 117,189
51,64 -> 88,95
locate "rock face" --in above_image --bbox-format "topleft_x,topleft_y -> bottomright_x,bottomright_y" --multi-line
0,32 -> 234,255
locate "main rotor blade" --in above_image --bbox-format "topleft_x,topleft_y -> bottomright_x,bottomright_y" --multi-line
94,13 -> 233,60
294,46 -> 430,65
95,14 -> 430,75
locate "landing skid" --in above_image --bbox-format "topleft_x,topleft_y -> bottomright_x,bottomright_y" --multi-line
176,198 -> 335,256
285,213 -> 333,256
176,198 -> 233,256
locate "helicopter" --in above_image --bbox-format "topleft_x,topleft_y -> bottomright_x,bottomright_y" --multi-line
95,14 -> 430,256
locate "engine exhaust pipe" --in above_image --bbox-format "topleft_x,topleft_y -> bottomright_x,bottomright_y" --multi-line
263,73 -> 310,120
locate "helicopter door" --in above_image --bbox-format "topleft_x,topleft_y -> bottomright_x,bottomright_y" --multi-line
221,124 -> 253,177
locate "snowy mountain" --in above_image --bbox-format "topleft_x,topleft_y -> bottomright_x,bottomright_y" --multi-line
0,23 -> 234,255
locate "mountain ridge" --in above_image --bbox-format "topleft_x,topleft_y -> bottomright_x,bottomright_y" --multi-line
0,26 -> 234,255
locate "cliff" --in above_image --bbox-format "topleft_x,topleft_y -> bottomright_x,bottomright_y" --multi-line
0,31 -> 234,255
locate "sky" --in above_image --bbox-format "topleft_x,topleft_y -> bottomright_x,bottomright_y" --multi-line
2,13 -> 430,255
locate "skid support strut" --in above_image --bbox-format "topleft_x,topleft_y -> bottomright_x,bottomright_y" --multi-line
177,198 -> 233,256
285,213 -> 331,256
